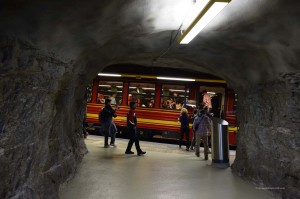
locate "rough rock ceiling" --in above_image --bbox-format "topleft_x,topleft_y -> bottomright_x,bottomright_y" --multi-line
1,0 -> 299,87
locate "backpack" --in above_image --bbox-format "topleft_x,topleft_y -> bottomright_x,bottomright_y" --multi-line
194,114 -> 204,131
99,108 -> 107,123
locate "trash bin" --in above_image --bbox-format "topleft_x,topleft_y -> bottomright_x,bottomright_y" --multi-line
211,117 -> 229,168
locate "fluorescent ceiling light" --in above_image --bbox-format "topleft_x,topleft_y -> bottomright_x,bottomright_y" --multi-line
169,89 -> 187,92
142,88 -> 155,90
116,86 -> 123,88
179,0 -> 231,44
99,85 -> 111,87
157,77 -> 195,81
186,104 -> 197,107
98,73 -> 121,77
207,91 -> 216,94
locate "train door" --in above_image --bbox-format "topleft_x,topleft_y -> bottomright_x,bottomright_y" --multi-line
199,86 -> 225,118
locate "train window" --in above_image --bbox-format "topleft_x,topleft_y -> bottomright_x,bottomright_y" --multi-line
97,81 -> 123,105
161,84 -> 189,110
128,82 -> 155,108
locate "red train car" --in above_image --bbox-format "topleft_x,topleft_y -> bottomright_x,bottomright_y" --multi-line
86,73 -> 238,146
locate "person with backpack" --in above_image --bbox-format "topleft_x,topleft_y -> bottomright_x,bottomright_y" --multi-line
192,108 -> 212,160
99,98 -> 117,148
189,108 -> 198,150
125,102 -> 146,156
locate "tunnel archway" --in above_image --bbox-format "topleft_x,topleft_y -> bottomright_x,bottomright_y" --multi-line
0,0 -> 299,198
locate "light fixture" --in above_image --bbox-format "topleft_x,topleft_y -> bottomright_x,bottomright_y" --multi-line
169,89 -> 187,92
178,0 -> 231,44
142,88 -> 155,90
207,91 -> 216,94
98,73 -> 121,77
157,77 -> 195,82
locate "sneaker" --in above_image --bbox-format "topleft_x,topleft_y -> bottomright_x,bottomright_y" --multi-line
137,151 -> 146,156
110,143 -> 116,147
125,151 -> 134,154
195,153 -> 199,157
104,145 -> 110,148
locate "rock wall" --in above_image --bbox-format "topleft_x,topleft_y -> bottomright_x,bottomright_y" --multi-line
0,38 -> 87,199
232,73 -> 300,198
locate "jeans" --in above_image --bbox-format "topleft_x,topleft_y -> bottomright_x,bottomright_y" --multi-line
195,134 -> 208,156
109,121 -> 117,144
179,127 -> 190,149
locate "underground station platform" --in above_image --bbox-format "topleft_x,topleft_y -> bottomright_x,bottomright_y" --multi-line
59,135 -> 273,199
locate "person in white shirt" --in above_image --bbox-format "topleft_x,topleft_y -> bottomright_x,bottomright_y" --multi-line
110,93 -> 117,105
202,90 -> 212,112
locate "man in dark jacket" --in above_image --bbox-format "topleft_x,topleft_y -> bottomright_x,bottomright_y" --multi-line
101,99 -> 117,148
125,102 -> 146,156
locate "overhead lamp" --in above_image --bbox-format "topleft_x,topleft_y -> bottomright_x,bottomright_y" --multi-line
169,89 -> 187,93
98,73 -> 121,77
178,0 -> 231,44
142,88 -> 155,90
157,77 -> 195,82
207,91 -> 216,94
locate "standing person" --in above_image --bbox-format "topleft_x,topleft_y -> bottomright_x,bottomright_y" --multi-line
202,90 -> 212,112
193,109 -> 212,160
100,99 -> 117,148
205,108 -> 213,154
179,108 -> 190,151
190,109 -> 198,150
125,102 -> 146,156
110,93 -> 117,105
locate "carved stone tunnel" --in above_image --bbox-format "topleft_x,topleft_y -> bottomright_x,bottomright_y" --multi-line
0,0 -> 299,198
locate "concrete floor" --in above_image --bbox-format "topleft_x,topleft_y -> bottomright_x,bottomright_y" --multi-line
60,135 -> 273,199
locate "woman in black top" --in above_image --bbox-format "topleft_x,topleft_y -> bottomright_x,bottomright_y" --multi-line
179,108 -> 190,151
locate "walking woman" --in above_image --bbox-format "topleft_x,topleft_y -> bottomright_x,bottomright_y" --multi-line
179,108 -> 190,151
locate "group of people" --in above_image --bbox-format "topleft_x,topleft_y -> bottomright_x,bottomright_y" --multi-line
100,99 -> 146,156
161,92 -> 184,110
95,90 -> 212,158
178,90 -> 213,160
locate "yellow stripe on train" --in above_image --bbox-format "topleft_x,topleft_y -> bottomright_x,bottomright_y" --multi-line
87,113 -> 181,127
86,113 -> 238,131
